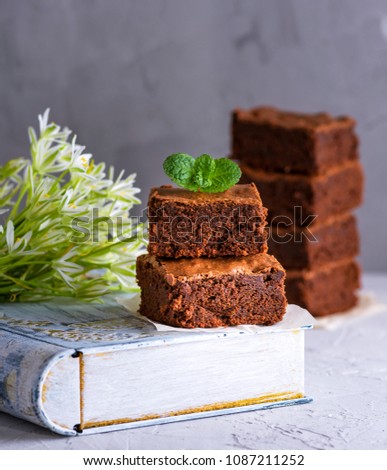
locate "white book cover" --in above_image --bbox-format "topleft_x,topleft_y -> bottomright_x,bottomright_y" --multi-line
0,297 -> 314,436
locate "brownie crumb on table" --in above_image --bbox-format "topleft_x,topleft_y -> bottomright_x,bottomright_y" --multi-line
136,253 -> 287,328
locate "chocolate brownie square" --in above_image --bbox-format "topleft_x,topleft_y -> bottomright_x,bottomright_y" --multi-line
268,213 -> 359,269
136,253 -> 287,328
232,106 -> 358,175
240,161 -> 363,226
285,259 -> 360,316
148,184 -> 268,258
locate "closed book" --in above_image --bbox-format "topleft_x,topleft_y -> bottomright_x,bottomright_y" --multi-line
0,297 -> 314,436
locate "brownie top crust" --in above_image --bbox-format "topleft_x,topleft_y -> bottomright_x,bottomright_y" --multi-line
144,253 -> 283,279
233,106 -> 355,131
149,183 -> 263,205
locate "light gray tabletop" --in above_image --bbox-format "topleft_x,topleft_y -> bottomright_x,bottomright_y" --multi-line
0,273 -> 386,450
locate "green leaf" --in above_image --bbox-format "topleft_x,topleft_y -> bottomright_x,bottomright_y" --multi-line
201,158 -> 241,193
163,153 -> 198,191
163,153 -> 241,193
193,154 -> 215,189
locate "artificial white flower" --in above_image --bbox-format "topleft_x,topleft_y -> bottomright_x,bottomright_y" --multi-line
0,110 -> 144,301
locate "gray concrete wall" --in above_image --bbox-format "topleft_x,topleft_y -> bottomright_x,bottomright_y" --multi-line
1,0 -> 386,270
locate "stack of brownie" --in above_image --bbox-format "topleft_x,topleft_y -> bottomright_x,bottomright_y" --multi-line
232,106 -> 364,316
136,184 -> 288,328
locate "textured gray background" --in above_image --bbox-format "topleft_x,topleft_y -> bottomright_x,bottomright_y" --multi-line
0,0 -> 386,270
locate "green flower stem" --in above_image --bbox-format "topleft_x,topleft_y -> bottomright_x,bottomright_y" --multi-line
0,273 -> 34,290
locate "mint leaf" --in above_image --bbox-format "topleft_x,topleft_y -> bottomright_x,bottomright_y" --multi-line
201,158 -> 241,193
193,154 -> 215,189
163,153 -> 198,191
163,153 -> 241,193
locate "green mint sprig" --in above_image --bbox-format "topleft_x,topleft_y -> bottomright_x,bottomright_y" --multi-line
0,109 -> 145,302
163,153 -> 241,193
